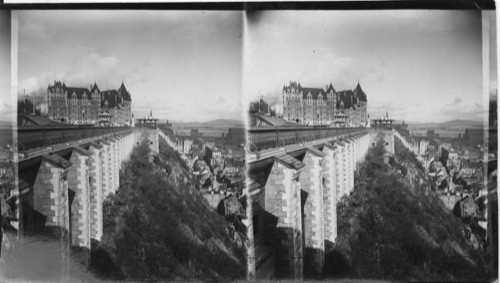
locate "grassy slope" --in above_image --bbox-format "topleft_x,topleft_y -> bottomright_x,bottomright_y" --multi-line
324,135 -> 488,281
91,137 -> 246,281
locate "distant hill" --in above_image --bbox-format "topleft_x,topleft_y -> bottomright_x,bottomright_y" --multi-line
0,120 -> 12,128
171,119 -> 244,128
408,119 -> 484,129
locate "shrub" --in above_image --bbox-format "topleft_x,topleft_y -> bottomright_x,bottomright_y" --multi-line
325,133 -> 488,281
92,138 -> 246,281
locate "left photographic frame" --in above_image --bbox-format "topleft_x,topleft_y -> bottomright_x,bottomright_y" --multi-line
3,10 -> 248,282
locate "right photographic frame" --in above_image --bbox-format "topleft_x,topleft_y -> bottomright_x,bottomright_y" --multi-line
244,9 -> 498,281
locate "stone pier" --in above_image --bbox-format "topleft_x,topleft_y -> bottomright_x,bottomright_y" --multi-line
322,143 -> 338,243
247,131 -> 372,279
18,130 -> 136,257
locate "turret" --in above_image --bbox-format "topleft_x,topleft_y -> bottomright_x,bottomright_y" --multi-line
91,82 -> 100,93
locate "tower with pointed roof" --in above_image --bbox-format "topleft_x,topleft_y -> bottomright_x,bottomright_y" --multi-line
100,81 -> 132,126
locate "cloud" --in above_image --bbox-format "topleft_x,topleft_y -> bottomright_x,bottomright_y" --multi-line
18,52 -> 145,114
202,97 -> 242,122
17,11 -> 243,124
0,101 -> 13,122
447,96 -> 463,107
64,53 -> 122,87
19,52 -> 130,96
20,19 -> 54,42
440,99 -> 485,121
216,96 -> 226,104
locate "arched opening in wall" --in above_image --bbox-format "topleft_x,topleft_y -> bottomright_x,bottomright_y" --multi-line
372,142 -> 375,146
136,141 -> 139,145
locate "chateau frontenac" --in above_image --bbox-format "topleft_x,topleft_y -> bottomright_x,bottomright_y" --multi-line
282,81 -> 368,127
47,80 -> 132,126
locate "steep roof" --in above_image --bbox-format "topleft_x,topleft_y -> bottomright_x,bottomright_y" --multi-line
283,81 -> 300,92
101,81 -> 132,108
47,81 -> 64,92
48,81 -> 92,100
282,82 -> 328,99
326,83 -> 336,93
66,87 -> 91,99
48,80 -> 131,102
336,90 -> 354,109
91,82 -> 100,93
353,82 -> 367,102
300,87 -> 326,100
117,82 -> 132,101
101,89 -> 119,108
283,80 -> 366,103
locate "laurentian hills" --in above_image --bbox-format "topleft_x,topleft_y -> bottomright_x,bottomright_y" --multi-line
169,119 -> 244,128
408,119 -> 484,129
0,120 -> 12,128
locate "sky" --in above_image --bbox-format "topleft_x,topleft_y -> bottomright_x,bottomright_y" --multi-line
17,11 -> 243,122
244,10 -> 493,123
0,10 -> 11,123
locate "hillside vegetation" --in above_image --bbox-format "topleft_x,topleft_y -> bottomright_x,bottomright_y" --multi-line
324,134 -> 488,281
90,137 -> 246,281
